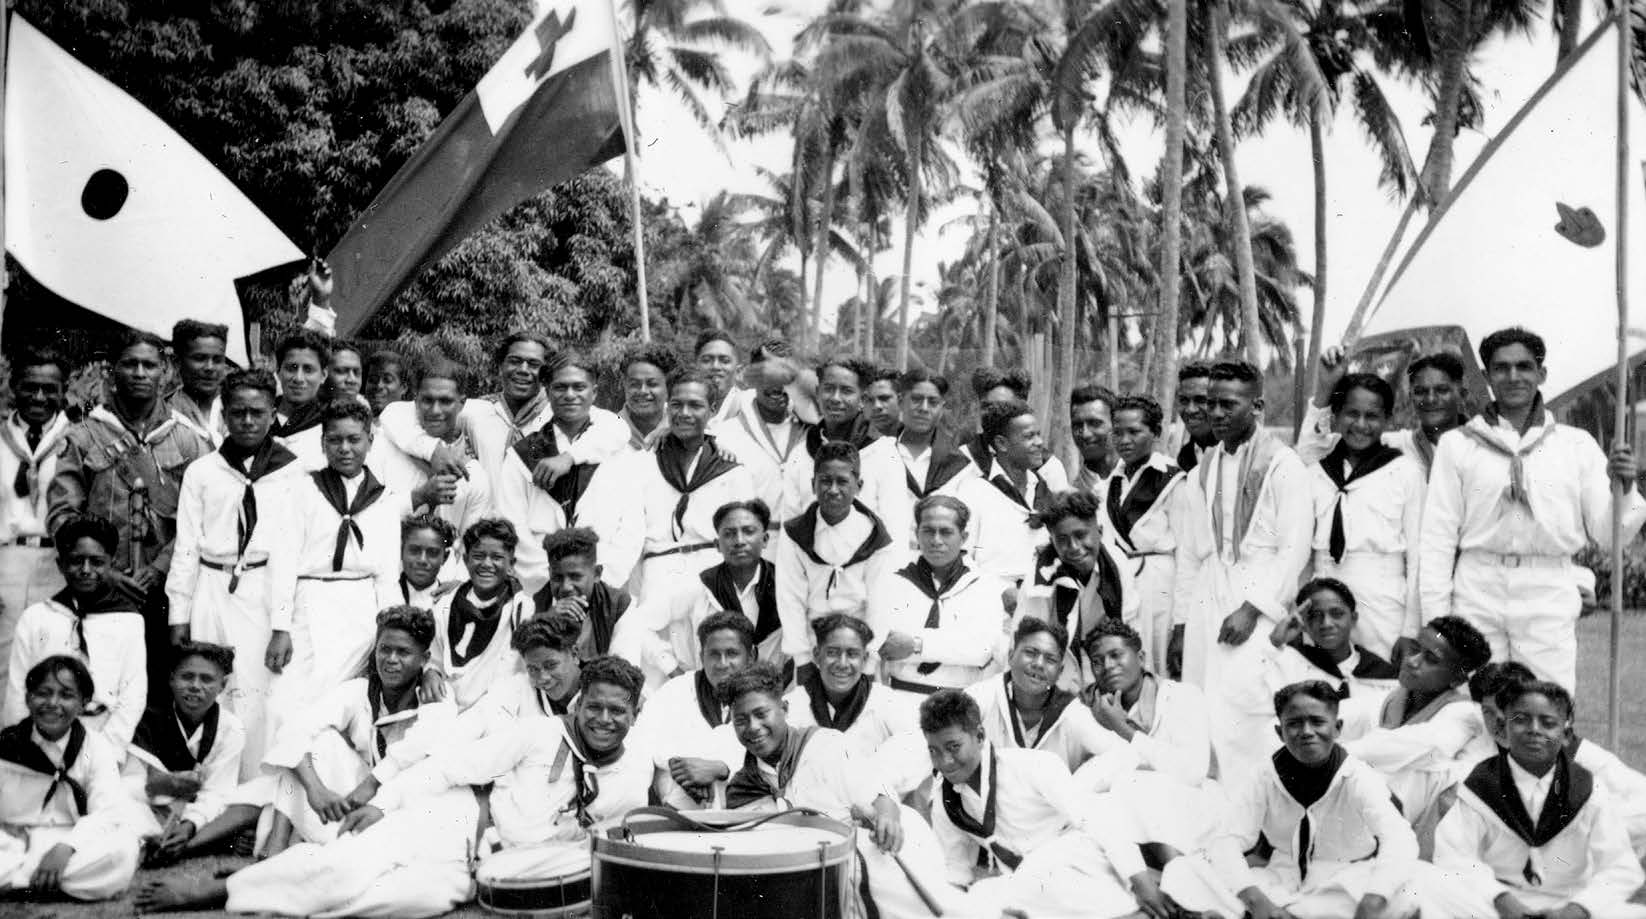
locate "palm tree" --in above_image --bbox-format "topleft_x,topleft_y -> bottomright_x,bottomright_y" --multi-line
1153,0 -> 1188,403
660,192 -> 761,331
726,166 -> 813,304
623,0 -> 772,148
1202,0 -> 1264,365
1232,0 -> 1416,392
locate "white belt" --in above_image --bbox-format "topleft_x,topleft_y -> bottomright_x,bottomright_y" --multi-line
1313,550 -> 1405,571
298,570 -> 375,582
1459,549 -> 1567,570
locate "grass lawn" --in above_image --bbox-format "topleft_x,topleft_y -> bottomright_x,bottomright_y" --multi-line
12,613 -> 1646,919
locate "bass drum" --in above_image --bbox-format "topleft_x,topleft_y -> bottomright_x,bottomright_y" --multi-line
592,808 -> 854,919
476,841 -> 592,918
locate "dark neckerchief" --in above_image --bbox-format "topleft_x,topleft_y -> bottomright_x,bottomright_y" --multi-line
1105,461 -> 1180,546
1003,672 -> 1075,749
800,667 -> 872,731
984,463 -> 1049,521
1291,642 -> 1399,691
532,583 -> 631,657
894,557 -> 971,675
555,714 -> 623,828
1465,748 -> 1592,850
655,434 -> 740,536
699,560 -> 781,644
512,423 -> 599,522
50,584 -> 137,657
902,430 -> 973,498
399,574 -> 434,605
1319,440 -> 1405,563
939,746 -> 1023,870
446,582 -> 512,668
806,415 -> 878,456
1033,544 -> 1124,662
1175,436 -> 1204,474
693,670 -> 726,728
1272,743 -> 1349,882
0,718 -> 89,815
219,437 -> 298,561
725,725 -> 818,809
311,467 -> 388,571
273,401 -> 325,437
366,683 -> 420,759
782,500 -> 894,570
132,703 -> 220,772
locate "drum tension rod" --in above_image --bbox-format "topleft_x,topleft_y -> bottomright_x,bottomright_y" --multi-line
711,846 -> 725,919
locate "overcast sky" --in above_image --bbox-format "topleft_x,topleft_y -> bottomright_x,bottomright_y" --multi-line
620,0 -> 1581,347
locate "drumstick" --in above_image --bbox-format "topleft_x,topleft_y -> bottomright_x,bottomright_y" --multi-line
890,851 -> 944,917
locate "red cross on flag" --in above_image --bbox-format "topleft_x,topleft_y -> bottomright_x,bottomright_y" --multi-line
324,0 -> 630,336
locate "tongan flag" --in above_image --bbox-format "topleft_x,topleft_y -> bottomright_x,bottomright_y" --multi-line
325,0 -> 629,336
1361,17 -> 1646,404
3,16 -> 303,366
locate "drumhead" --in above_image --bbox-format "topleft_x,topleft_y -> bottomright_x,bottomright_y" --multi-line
477,842 -> 591,885
631,826 -> 845,856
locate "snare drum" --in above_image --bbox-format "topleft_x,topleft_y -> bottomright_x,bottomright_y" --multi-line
592,809 -> 854,919
476,841 -> 592,917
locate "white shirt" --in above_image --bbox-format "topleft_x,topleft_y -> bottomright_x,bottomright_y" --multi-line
0,410 -> 69,539
774,504 -> 897,659
0,725 -> 148,844
709,409 -> 807,520
964,674 -> 1139,785
782,433 -> 911,555
1185,436 -> 1313,621
878,565 -> 1007,691
167,449 -> 307,626
1508,753 -> 1556,822
121,704 -> 248,829
1309,452 -> 1427,558
265,466 -> 412,630
957,459 -> 1069,581
3,599 -> 147,755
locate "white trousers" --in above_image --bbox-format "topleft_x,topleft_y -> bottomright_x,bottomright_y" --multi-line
855,806 -> 969,919
0,824 -> 140,902
266,729 -> 372,847
1160,850 -> 1419,919
1313,550 -> 1409,659
0,544 -> 61,702
1414,862 -> 1646,919
1129,554 -> 1176,668
290,576 -> 381,694
227,786 -> 478,918
192,564 -> 279,780
1450,554 -> 1580,690
959,828 -> 1142,919
1183,554 -> 1284,790
1110,770 -> 1228,854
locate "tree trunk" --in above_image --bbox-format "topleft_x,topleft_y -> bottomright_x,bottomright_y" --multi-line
1340,190 -> 1423,349
1055,118 -> 1080,467
1154,0 -> 1189,406
896,143 -> 920,371
983,201 -> 1001,365
810,146 -> 838,354
1304,115 -> 1330,412
1204,0 -> 1262,366
1418,0 -> 1473,212
1556,0 -> 1582,64
865,220 -> 879,359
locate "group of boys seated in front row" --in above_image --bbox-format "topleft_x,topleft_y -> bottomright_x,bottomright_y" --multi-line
2,319 -> 1646,917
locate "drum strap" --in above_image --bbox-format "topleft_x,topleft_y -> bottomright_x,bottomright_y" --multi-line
469,784 -> 497,860
548,739 -> 600,828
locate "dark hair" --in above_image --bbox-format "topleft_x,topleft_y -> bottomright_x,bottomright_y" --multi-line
867,365 -> 900,387
621,343 -> 681,378
811,612 -> 874,648
1406,352 -> 1465,383
366,350 -> 407,377
414,356 -> 467,391
713,499 -> 772,531
971,367 -> 1031,400
10,347 -> 71,385
1113,395 -> 1165,435
25,654 -> 95,699
1178,362 -> 1213,383
171,641 -> 235,677
1012,616 -> 1069,653
814,440 -> 861,476
275,330 -> 332,367
401,513 -> 457,548
1034,490 -> 1100,531
1329,373 -> 1395,415
980,398 -> 1033,443
579,655 -> 645,706
462,517 -> 519,554
717,661 -> 785,707
1478,326 -> 1546,367
493,331 -> 552,366
914,494 -> 970,531
321,397 -> 374,432
697,609 -> 756,654
1070,382 -> 1117,412
1274,679 -> 1342,717
1208,360 -> 1263,396
54,515 -> 119,556
1296,577 -> 1357,614
667,367 -> 713,395
919,688 -> 983,734
1467,660 -> 1536,704
817,357 -> 876,389
329,339 -> 364,361
222,369 -> 278,404
749,336 -> 793,363
694,329 -> 737,357
1084,617 -> 1142,655
898,367 -> 949,397
545,349 -> 597,384
1495,678 -> 1574,722
1427,615 -> 1492,675
117,329 -> 169,357
543,527 -> 599,565
172,319 -> 228,353
513,614 -> 583,654
375,605 -> 436,651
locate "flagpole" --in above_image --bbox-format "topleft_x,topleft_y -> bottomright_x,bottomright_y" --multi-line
608,0 -> 650,343
1608,10 -> 1630,751
1,4 -> 10,327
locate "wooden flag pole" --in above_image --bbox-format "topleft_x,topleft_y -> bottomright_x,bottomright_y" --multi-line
607,0 -> 650,342
1,4 -> 9,325
1609,10 -> 1630,750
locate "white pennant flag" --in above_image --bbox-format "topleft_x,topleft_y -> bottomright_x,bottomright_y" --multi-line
1361,17 -> 1646,403
4,15 -> 303,365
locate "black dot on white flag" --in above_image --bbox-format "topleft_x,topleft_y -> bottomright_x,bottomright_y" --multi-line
81,168 -> 129,220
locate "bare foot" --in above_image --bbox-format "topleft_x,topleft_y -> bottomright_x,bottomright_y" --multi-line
133,876 -> 229,913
